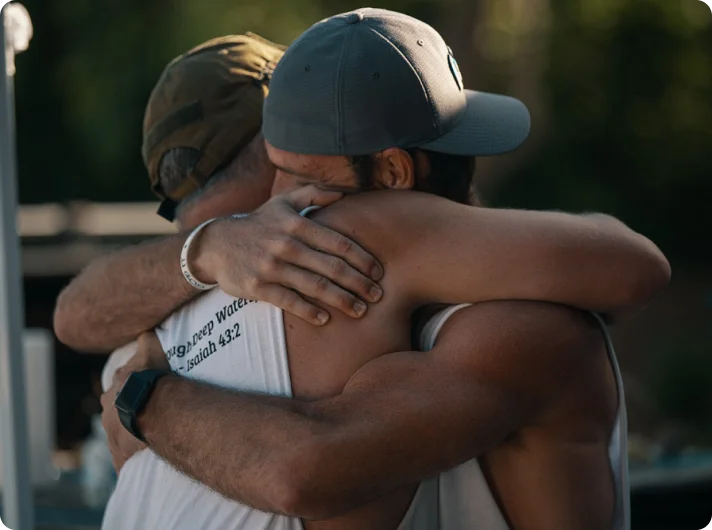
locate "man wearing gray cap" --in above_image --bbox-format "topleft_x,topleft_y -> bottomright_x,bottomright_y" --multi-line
94,9 -> 667,530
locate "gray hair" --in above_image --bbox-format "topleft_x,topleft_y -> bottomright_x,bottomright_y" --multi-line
156,147 -> 202,198
157,133 -> 270,218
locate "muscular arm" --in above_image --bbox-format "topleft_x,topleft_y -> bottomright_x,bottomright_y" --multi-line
310,191 -> 670,319
138,302 -> 607,521
54,187 -> 384,352
56,189 -> 668,352
54,234 -> 196,352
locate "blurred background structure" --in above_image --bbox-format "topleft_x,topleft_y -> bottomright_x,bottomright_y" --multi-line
1,0 -> 711,528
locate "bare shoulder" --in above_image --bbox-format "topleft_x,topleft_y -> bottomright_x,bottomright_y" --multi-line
311,189 -> 457,225
434,301 -> 604,360
307,190 -> 464,260
431,301 -> 610,409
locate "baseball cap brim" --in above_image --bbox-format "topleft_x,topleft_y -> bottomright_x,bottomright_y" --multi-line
420,90 -> 531,156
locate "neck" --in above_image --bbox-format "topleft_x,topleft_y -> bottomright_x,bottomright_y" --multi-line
178,200 -> 238,230
176,184 -> 272,230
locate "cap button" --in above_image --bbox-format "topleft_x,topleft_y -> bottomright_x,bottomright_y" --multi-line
344,12 -> 364,24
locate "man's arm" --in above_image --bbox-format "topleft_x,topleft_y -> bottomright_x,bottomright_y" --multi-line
307,191 -> 670,320
55,187 -> 383,352
109,302 -> 604,519
54,234 -> 194,353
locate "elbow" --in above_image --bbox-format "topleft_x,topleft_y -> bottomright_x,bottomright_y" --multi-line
589,214 -> 671,311
621,237 -> 671,311
269,441 -> 351,520
649,244 -> 672,292
53,288 -> 95,352
270,475 -> 324,520
53,289 -> 79,348
586,214 -> 671,323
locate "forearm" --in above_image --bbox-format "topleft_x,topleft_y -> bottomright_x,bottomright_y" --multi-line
309,192 -> 670,320
139,373 -> 441,519
54,234 -> 198,352
403,205 -> 670,318
477,210 -> 671,318
137,352 -> 513,519
138,374 -> 324,516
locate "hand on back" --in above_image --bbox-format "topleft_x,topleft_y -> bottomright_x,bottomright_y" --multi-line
101,332 -> 167,473
191,185 -> 384,326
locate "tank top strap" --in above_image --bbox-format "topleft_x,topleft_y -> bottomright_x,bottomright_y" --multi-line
419,304 -> 472,352
590,312 -> 630,529
300,205 -> 322,217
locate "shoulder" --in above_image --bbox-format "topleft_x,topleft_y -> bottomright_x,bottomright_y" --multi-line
307,190 -> 465,260
310,189 -> 456,223
431,301 -> 607,405
434,301 -> 603,356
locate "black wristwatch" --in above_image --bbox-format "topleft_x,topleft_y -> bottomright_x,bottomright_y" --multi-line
114,369 -> 170,442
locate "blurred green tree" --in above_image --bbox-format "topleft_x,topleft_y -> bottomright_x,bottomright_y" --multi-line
490,0 -> 712,262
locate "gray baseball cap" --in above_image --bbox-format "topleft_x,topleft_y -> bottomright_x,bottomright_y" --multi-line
263,8 -> 530,157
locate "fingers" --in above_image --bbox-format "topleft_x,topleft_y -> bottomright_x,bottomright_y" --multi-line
278,262 -> 371,319
259,284 -> 330,326
284,185 -> 343,211
277,238 -> 382,306
137,330 -> 161,353
288,218 -> 383,282
137,330 -> 170,370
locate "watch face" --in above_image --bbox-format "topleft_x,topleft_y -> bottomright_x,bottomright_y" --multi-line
115,373 -> 149,413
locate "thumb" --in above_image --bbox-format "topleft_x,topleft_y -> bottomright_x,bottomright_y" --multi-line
284,185 -> 343,211
137,330 -> 161,355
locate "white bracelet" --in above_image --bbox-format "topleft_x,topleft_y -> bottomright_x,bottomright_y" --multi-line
180,218 -> 219,291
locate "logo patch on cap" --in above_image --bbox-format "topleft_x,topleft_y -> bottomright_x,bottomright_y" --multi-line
448,51 -> 463,91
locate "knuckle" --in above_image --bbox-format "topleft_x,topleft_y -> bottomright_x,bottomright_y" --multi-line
246,276 -> 262,292
312,274 -> 330,293
281,291 -> 301,310
328,257 -> 346,275
333,235 -> 353,255
238,276 -> 260,298
258,253 -> 279,275
275,290 -> 302,314
285,215 -> 307,235
274,237 -> 298,259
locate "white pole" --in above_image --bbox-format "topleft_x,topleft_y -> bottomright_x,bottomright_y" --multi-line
0,2 -> 34,529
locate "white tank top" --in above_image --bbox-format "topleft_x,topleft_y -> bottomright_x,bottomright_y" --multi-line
101,291 -> 303,530
397,304 -> 631,530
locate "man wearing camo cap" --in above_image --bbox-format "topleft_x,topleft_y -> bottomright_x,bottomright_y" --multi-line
67,32 -> 389,530
56,32 -> 388,356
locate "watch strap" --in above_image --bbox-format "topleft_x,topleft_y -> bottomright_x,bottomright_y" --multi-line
115,369 -> 170,443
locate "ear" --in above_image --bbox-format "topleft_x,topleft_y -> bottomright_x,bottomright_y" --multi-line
373,148 -> 415,190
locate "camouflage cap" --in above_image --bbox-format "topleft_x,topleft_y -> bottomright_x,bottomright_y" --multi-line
142,32 -> 286,221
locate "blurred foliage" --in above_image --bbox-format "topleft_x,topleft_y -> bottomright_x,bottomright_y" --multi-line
11,0 -> 712,263
493,0 -> 712,263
